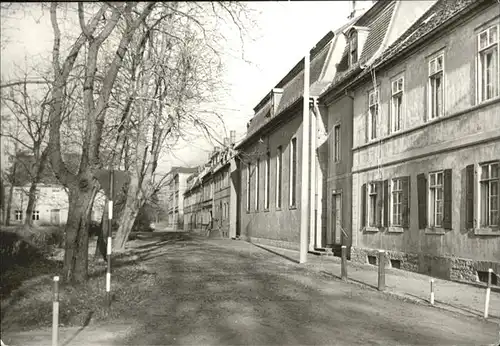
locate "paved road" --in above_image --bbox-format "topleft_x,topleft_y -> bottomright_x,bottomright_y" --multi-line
5,235 -> 500,346
112,236 -> 499,346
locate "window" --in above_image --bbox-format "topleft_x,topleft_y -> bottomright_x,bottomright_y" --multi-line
429,171 -> 444,228
32,210 -> 40,221
391,179 -> 403,226
255,159 -> 260,210
334,125 -> 340,162
246,163 -> 251,211
290,138 -> 297,207
350,31 -> 358,65
276,146 -> 283,209
480,162 -> 499,227
15,210 -> 22,221
265,152 -> 270,210
391,77 -> 404,132
478,25 -> 499,102
368,89 -> 379,140
368,182 -> 378,227
428,54 -> 444,119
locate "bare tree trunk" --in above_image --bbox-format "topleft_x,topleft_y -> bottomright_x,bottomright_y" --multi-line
24,183 -> 37,226
24,148 -> 48,226
63,183 -> 98,283
4,161 -> 17,226
114,173 -> 146,250
94,204 -> 108,262
5,180 -> 14,226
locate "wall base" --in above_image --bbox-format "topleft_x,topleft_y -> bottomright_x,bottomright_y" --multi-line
351,246 -> 500,285
243,236 -> 300,251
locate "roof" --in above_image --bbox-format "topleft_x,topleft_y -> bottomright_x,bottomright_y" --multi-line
237,17 -> 363,150
9,152 -> 80,186
347,0 -> 490,88
245,32 -> 336,138
320,0 -> 397,96
168,166 -> 198,176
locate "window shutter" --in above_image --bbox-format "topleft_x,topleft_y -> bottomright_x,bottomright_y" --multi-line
402,176 -> 410,228
443,169 -> 452,230
465,164 -> 474,229
383,180 -> 389,227
417,173 -> 427,229
365,111 -> 369,143
361,183 -> 367,228
376,181 -> 383,227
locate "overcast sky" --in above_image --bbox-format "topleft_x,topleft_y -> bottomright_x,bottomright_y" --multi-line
1,1 -> 352,172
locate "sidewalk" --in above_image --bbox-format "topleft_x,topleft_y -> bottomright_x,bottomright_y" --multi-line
206,238 -> 500,324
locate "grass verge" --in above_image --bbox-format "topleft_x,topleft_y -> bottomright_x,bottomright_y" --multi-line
0,230 -> 171,332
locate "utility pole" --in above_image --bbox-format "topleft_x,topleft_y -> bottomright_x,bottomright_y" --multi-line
299,50 -> 310,264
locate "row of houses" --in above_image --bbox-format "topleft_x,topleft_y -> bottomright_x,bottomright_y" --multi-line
180,0 -> 499,284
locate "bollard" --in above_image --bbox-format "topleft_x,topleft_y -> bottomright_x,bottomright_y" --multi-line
106,170 -> 114,310
341,245 -> 348,281
484,268 -> 493,319
378,250 -> 385,291
430,279 -> 435,305
52,276 -> 59,346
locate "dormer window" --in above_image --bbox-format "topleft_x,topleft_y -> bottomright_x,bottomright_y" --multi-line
350,31 -> 358,65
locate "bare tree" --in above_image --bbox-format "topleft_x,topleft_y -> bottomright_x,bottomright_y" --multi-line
0,73 -> 51,226
2,1 -> 254,283
110,2 -> 252,249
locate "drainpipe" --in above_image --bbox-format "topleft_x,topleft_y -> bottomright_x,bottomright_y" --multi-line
299,50 -> 310,264
312,97 -> 322,249
309,96 -> 317,252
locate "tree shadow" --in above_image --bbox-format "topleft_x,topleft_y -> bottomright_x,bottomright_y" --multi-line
0,230 -> 63,300
250,242 -> 300,264
61,311 -> 94,346
109,241 -> 498,346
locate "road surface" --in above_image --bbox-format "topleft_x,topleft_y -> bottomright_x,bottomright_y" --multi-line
5,234 -> 500,346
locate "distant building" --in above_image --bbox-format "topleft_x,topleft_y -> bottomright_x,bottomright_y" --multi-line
2,152 -> 104,225
165,166 -> 198,230
184,132 -> 239,237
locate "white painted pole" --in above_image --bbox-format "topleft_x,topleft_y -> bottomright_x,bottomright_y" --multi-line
430,279 -> 435,305
52,276 -> 59,346
484,268 -> 493,318
299,50 -> 311,264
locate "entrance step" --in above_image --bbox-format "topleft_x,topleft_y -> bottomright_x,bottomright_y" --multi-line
312,246 -> 352,260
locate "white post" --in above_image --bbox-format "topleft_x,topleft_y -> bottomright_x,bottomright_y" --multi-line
484,268 -> 493,318
52,276 -> 59,346
430,279 -> 435,305
299,50 -> 311,264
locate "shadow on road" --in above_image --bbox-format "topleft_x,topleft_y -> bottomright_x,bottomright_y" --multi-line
61,311 -> 94,346
108,240 -> 499,346
249,243 -> 299,264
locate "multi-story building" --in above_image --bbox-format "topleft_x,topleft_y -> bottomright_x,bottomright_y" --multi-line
3,152 -> 104,225
165,166 -> 198,230
317,0 -> 437,254
321,0 -> 499,281
235,0 -> 432,251
184,132 -> 239,237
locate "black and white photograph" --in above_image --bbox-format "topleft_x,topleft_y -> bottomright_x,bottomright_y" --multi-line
0,1 -> 499,345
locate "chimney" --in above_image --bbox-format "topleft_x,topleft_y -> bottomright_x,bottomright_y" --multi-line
348,0 -> 371,19
271,88 -> 284,117
223,137 -> 229,147
230,130 -> 236,145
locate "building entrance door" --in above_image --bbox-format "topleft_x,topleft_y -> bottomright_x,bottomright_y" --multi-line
332,193 -> 342,245
51,209 -> 61,225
